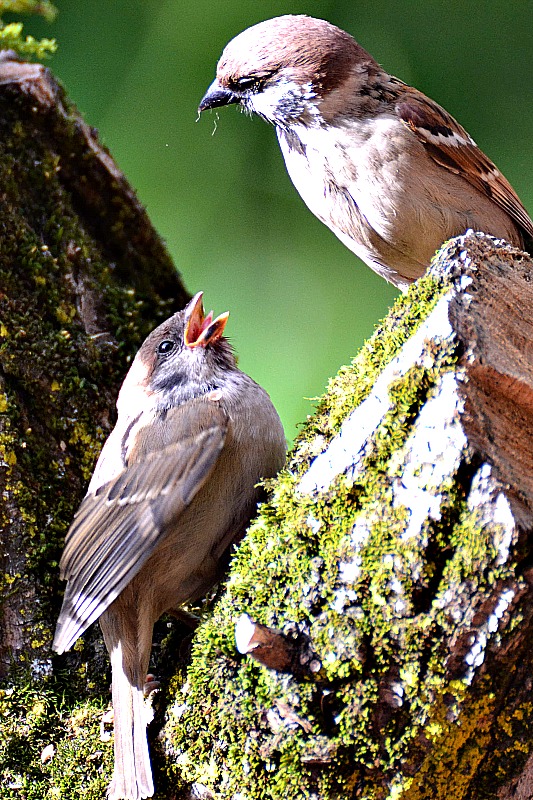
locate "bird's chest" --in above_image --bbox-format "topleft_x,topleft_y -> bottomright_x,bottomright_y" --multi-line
86,400 -> 162,493
277,116 -> 413,234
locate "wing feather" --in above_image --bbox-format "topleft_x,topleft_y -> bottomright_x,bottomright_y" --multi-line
396,89 -> 533,240
53,402 -> 228,653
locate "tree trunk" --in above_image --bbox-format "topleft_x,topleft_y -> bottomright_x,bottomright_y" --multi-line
0,51 -> 186,678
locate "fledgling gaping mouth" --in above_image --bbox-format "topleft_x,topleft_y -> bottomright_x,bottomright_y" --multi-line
184,291 -> 229,348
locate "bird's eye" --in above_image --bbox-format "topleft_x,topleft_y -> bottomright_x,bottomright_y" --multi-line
157,340 -> 176,355
234,76 -> 259,91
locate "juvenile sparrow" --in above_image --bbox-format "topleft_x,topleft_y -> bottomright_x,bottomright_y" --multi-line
53,293 -> 286,800
199,15 -> 533,289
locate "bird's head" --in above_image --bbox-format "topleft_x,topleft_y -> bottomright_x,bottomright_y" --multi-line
117,293 -> 234,414
198,15 -> 377,127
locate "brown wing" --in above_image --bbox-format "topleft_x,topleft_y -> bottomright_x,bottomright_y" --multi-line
53,402 -> 228,653
396,87 -> 533,240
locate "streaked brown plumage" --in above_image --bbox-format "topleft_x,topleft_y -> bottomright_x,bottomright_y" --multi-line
199,15 -> 533,289
53,292 -> 286,799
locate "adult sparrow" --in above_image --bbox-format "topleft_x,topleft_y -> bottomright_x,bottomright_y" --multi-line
53,292 -> 286,799
199,15 -> 533,289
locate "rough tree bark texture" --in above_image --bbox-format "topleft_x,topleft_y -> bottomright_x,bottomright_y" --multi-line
0,52 -> 186,680
166,234 -> 533,800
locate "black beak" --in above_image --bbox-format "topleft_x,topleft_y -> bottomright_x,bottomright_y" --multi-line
198,79 -> 240,113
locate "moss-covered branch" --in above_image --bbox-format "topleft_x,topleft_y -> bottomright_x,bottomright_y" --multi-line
0,1 -> 57,59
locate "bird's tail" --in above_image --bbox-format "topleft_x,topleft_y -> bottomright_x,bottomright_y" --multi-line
106,640 -> 154,800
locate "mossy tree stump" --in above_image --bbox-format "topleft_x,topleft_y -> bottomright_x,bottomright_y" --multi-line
165,234 -> 533,800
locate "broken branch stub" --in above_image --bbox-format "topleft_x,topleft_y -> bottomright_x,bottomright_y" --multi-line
235,614 -> 322,677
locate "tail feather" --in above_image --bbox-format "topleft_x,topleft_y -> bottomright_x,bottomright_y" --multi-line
107,641 -> 154,800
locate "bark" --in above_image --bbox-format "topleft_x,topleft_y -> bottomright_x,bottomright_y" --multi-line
0,50 -> 186,683
166,233 -> 533,800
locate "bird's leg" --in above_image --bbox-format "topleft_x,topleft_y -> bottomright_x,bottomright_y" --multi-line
166,606 -> 201,629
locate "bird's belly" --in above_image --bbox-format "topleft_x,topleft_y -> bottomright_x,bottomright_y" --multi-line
134,497 -> 242,620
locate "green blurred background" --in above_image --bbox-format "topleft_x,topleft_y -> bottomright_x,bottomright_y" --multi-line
23,1 -> 533,440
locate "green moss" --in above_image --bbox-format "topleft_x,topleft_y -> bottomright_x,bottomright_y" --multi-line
0,1 -> 57,59
0,681 -> 112,799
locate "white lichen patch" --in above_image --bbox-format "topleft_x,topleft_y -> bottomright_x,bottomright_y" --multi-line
306,515 -> 322,534
339,557 -> 362,585
329,350 -> 467,618
467,463 -> 516,565
298,293 -> 455,494
332,514 -> 373,604
390,372 -> 467,541
464,587 -> 515,683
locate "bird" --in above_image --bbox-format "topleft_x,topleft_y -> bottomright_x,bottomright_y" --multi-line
53,292 -> 286,800
198,15 -> 533,290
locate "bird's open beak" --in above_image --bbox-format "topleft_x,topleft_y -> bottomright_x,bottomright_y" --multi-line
184,292 -> 229,348
198,79 -> 240,113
